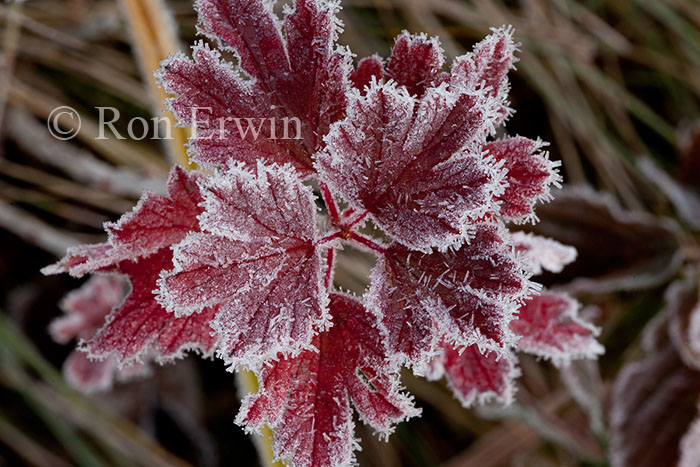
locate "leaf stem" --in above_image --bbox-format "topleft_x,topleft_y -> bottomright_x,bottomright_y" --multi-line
349,231 -> 387,254
324,248 -> 335,289
319,182 -> 340,223
342,210 -> 369,229
316,231 -> 342,246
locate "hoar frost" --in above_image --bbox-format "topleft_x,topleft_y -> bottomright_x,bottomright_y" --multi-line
43,0 -> 603,466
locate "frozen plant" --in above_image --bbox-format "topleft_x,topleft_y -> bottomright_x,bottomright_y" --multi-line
43,0 -> 603,465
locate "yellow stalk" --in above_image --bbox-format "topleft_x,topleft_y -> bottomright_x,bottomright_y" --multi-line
120,0 -> 192,168
238,370 -> 285,467
121,2 -> 280,465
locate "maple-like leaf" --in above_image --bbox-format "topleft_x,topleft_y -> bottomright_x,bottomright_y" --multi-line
42,166 -> 204,277
428,342 -> 518,407
44,166 -> 218,365
367,223 -> 529,369
49,275 -> 128,393
386,32 -> 447,98
88,251 -> 220,363
318,80 -> 504,251
450,26 -> 516,123
158,162 -> 328,367
484,136 -> 560,222
350,55 -> 383,93
509,292 -> 603,366
158,0 -> 351,175
237,293 -> 419,467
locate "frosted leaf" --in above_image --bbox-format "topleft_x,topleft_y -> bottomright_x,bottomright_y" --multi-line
41,166 -> 204,277
237,293 -> 419,467
158,0 -> 352,174
49,275 -> 128,393
350,55 -> 383,93
386,31 -> 444,98
88,251 -> 219,365
610,333 -> 700,467
318,80 -> 504,251
431,342 -> 519,407
510,231 -> 577,275
44,166 -> 219,365
49,275 -> 127,344
62,351 -> 119,394
484,136 -> 560,222
158,162 -> 328,367
509,292 -> 603,366
450,25 -> 516,124
367,223 -> 528,368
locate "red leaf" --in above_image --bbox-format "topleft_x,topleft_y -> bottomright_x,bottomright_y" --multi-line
42,166 -> 204,277
88,250 -> 219,363
158,162 -> 328,367
44,166 -> 219,365
367,223 -> 528,368
430,343 -> 518,407
450,26 -> 516,123
318,81 -> 503,250
237,293 -> 419,467
509,292 -> 603,365
159,0 -> 351,174
485,136 -> 559,221
62,351 -> 118,394
386,32 -> 444,98
49,275 -> 127,344
49,275 -> 129,393
350,55 -> 383,93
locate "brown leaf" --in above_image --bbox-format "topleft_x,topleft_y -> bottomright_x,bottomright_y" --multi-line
610,311 -> 700,467
668,267 -> 700,370
521,187 -> 683,295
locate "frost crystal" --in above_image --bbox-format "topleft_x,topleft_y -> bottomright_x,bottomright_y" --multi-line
42,2 -> 602,465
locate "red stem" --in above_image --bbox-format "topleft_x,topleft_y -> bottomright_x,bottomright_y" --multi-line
349,232 -> 386,254
324,248 -> 334,289
316,231 -> 341,246
320,182 -> 340,223
343,210 -> 369,229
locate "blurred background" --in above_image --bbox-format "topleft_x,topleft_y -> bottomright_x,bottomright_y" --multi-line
1,0 -> 699,465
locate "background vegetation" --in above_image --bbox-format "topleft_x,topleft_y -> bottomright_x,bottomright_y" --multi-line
0,0 -> 699,465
